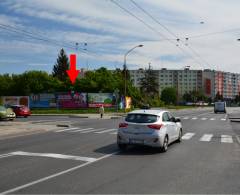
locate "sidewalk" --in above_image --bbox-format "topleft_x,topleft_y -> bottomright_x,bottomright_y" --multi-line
0,121 -> 59,140
32,113 -> 126,119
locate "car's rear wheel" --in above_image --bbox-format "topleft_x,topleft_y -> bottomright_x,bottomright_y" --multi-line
161,136 -> 168,152
177,129 -> 182,143
118,143 -> 127,151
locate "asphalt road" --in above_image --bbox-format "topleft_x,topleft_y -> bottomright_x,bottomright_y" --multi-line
0,108 -> 239,194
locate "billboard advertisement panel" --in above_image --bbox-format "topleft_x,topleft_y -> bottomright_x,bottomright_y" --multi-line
0,96 -> 29,107
57,92 -> 87,108
88,93 -> 115,107
30,94 -> 57,108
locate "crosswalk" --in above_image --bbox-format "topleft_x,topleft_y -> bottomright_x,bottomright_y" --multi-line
178,116 -> 227,121
56,127 -> 118,134
182,132 -> 234,143
55,127 -> 235,144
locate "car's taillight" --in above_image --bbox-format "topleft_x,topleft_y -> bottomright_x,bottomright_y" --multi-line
147,124 -> 163,130
119,123 -> 128,128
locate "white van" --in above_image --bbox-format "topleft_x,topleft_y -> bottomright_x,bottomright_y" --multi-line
214,101 -> 226,113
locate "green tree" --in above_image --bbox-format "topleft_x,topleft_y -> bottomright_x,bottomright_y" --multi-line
52,48 -> 69,81
214,91 -> 223,101
161,87 -> 177,105
139,65 -> 159,97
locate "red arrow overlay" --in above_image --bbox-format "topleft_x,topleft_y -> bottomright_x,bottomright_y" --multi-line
66,54 -> 80,84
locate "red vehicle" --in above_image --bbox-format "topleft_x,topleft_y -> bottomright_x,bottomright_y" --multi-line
10,105 -> 31,117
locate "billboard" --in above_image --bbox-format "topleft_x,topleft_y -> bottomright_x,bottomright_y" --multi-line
0,96 -> 29,107
125,96 -> 132,109
88,93 -> 115,107
30,93 -> 57,108
57,92 -> 87,108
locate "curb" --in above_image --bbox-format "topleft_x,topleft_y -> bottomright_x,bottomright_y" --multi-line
110,116 -> 123,119
68,115 -> 89,118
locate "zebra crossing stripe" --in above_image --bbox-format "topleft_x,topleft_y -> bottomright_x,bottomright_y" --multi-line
71,128 -> 94,132
80,128 -> 105,133
201,118 -> 207,120
95,129 -> 117,134
182,133 -> 195,140
183,117 -> 189,120
110,132 -> 117,135
192,117 -> 197,120
221,118 -> 226,121
221,135 -> 233,143
210,118 -> 215,121
200,134 -> 213,142
56,127 -> 79,133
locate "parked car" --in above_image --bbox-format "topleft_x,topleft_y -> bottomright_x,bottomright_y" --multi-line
214,101 -> 226,113
6,107 -> 16,120
117,109 -> 183,152
0,106 -> 16,120
10,105 -> 31,117
0,106 -> 8,120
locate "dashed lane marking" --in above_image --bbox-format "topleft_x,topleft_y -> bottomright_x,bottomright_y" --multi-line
70,128 -> 94,132
200,134 -> 213,142
95,128 -> 117,134
221,135 -> 233,143
182,133 -> 195,140
55,127 -> 79,133
0,153 -> 14,159
80,128 -> 105,134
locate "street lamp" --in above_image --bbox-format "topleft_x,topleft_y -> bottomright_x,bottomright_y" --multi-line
123,44 -> 143,111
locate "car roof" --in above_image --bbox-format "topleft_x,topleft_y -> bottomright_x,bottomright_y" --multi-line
128,109 -> 168,116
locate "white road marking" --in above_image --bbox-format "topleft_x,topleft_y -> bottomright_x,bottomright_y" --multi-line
80,128 -> 105,133
110,132 -> 117,135
1,152 -> 118,195
10,151 -> 97,162
200,134 -> 213,142
95,128 -> 117,134
182,133 -> 195,140
210,118 -> 215,121
236,136 -> 240,144
0,153 -> 14,159
201,118 -> 207,120
183,117 -> 189,120
55,127 -> 79,133
221,118 -> 226,121
191,117 -> 197,120
70,128 -> 94,132
221,135 -> 233,143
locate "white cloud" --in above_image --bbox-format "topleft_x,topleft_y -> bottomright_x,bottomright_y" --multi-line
1,0 -> 240,73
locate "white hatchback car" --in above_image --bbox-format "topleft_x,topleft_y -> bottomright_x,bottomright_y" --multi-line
117,109 -> 183,152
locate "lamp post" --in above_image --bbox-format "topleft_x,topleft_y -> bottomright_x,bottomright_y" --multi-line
123,44 -> 143,111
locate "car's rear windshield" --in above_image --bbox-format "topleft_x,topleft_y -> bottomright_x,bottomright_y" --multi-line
125,114 -> 159,123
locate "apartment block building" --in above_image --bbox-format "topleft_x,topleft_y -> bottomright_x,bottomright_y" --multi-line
130,68 -> 240,100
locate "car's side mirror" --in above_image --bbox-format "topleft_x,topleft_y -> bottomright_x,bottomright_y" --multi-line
174,117 -> 181,123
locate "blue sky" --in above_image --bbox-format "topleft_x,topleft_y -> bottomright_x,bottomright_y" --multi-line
1,0 -> 240,74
